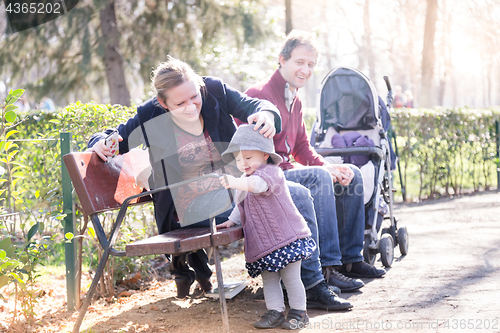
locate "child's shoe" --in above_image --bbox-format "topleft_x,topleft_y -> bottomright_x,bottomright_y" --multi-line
253,310 -> 285,329
281,309 -> 309,330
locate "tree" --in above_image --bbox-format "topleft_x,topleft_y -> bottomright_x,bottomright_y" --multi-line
100,1 -> 131,106
462,0 -> 500,106
285,0 -> 292,34
360,0 -> 375,81
0,0 -> 273,106
420,0 -> 438,107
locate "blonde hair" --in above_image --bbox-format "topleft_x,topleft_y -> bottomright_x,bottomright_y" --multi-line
151,56 -> 205,103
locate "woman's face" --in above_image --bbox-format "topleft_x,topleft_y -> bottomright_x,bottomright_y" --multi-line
160,80 -> 203,124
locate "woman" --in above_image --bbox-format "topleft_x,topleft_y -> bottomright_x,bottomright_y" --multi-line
88,56 -> 280,297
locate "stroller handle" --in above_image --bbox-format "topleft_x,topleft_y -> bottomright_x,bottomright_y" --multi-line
384,75 -> 393,108
383,75 -> 392,92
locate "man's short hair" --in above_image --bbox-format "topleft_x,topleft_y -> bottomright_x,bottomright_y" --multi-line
279,30 -> 319,65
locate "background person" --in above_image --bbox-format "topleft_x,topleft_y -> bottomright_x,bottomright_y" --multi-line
404,90 -> 414,108
393,86 -> 405,108
40,96 -> 55,111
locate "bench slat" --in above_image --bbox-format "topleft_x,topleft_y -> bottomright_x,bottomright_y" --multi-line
125,226 -> 243,256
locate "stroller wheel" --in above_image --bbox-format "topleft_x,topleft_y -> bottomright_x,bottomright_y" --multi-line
363,234 -> 376,265
379,234 -> 394,267
397,226 -> 409,255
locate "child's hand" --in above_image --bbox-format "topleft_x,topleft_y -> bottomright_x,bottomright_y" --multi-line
216,220 -> 236,229
219,174 -> 236,189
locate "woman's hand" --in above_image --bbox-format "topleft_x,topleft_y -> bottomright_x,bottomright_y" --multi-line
247,111 -> 276,138
216,220 -> 236,229
87,135 -> 123,161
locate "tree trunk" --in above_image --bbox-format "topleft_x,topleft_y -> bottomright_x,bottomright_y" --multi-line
100,1 -> 131,106
285,0 -> 293,35
420,0 -> 438,108
362,0 -> 376,80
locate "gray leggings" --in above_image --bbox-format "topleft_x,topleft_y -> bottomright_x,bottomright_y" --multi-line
261,260 -> 306,312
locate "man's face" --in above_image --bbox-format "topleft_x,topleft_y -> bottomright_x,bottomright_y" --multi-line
279,45 -> 317,92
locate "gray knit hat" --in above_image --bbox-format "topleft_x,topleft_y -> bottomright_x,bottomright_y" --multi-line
221,124 -> 283,165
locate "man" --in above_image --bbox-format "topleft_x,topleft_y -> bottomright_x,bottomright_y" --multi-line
240,30 -> 385,309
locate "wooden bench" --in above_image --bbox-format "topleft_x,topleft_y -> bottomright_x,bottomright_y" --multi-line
63,149 -> 243,333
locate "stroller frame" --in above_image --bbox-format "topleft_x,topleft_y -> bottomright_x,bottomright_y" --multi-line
310,66 -> 409,267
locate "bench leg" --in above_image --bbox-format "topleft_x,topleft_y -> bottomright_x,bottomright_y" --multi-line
210,217 -> 230,333
72,246 -> 111,333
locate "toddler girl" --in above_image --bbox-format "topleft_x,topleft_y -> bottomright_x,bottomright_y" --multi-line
218,124 -> 315,330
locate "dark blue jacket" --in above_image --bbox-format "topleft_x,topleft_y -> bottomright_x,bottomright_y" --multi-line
89,76 -> 281,233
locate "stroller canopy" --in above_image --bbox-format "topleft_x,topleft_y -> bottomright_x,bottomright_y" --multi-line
317,67 -> 380,133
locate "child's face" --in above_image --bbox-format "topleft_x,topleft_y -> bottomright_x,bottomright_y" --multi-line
234,150 -> 270,176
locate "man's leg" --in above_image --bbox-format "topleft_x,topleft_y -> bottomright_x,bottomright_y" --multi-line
287,180 -> 352,310
335,164 -> 386,278
285,167 -> 364,292
285,167 -> 342,266
285,180 -> 324,289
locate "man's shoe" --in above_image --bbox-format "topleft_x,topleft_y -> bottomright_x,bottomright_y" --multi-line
337,261 -> 386,278
326,284 -> 341,296
323,266 -> 364,292
254,310 -> 285,329
306,281 -> 353,310
281,309 -> 309,330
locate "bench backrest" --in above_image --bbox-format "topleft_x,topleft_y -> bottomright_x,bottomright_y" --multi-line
63,149 -> 152,216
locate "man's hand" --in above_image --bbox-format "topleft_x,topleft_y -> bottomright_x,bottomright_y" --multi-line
247,111 -> 276,138
324,163 -> 354,186
216,220 -> 236,229
86,135 -> 123,161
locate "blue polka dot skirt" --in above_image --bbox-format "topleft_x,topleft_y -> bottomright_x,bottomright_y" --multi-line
246,237 -> 316,278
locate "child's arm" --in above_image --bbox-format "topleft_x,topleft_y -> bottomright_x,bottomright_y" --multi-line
219,174 -> 268,193
219,174 -> 257,192
217,220 -> 236,229
217,206 -> 240,229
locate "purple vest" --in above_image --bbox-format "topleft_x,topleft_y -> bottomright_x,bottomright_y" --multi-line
238,164 -> 311,263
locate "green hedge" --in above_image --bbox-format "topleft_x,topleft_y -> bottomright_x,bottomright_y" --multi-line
390,107 -> 500,201
9,102 -> 136,216
1,100 -> 149,296
4,104 -> 500,215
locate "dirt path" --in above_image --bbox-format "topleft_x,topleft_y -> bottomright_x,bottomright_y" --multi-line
2,191 -> 499,332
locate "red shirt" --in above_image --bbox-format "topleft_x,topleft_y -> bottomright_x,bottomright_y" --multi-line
239,70 -> 325,170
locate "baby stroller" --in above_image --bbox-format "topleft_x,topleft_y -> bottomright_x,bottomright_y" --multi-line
310,66 -> 409,267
